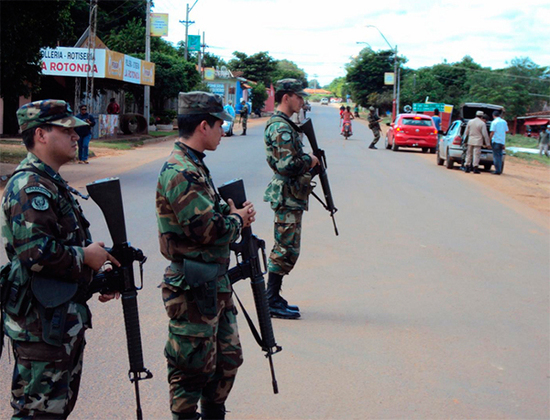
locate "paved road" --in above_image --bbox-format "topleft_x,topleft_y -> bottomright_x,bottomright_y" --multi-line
0,104 -> 548,419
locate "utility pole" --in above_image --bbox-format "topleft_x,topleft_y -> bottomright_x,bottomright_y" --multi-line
180,1 -> 199,61
198,31 -> 207,79
86,0 -> 98,113
145,0 -> 151,128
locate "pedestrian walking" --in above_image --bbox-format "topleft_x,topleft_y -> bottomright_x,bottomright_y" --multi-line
75,104 -> 95,164
367,106 -> 382,149
263,79 -> 320,320
156,91 -> 256,419
539,124 -> 550,157
1,99 -> 119,419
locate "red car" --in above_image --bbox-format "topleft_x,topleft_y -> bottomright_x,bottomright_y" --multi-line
385,113 -> 439,153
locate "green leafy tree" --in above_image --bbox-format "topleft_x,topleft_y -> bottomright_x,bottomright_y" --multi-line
0,0 -> 76,134
145,52 -> 201,111
272,60 -> 307,85
228,51 -> 278,85
250,82 -> 268,113
346,49 -> 397,108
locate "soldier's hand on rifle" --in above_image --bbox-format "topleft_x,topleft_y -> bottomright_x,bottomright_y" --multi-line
309,153 -> 320,169
227,199 -> 256,228
84,241 -> 121,271
98,292 -> 121,303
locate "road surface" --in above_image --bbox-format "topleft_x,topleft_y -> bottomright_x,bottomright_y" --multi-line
0,104 -> 548,419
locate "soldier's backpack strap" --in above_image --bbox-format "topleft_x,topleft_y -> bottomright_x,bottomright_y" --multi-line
11,167 -> 89,200
266,113 -> 301,133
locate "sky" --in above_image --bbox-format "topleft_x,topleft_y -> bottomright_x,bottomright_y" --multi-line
152,0 -> 549,86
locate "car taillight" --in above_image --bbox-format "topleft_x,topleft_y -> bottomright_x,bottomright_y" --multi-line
433,129 -> 438,135
396,126 -> 402,132
452,136 -> 462,145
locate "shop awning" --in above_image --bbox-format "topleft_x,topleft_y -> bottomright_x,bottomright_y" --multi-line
525,119 -> 550,125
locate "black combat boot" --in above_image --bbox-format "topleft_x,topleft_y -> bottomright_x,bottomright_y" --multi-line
241,129 -> 246,135
172,411 -> 199,419
368,143 -> 377,149
473,166 -> 480,174
200,402 -> 226,420
465,165 -> 471,173
266,272 -> 300,319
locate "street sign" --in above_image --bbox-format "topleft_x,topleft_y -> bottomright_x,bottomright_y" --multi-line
384,72 -> 395,85
151,13 -> 169,37
188,35 -> 201,52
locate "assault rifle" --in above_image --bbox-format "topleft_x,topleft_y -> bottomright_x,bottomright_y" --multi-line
218,179 -> 282,395
86,178 -> 153,420
299,118 -> 339,235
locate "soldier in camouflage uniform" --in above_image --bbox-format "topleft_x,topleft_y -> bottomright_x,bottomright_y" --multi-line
239,99 -> 248,135
156,92 -> 256,420
367,106 -> 382,149
263,79 -> 319,320
0,100 -> 118,419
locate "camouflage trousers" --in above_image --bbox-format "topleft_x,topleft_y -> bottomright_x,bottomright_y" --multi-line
268,208 -> 303,275
371,128 -> 381,144
10,335 -> 86,419
241,116 -> 247,131
162,283 -> 243,418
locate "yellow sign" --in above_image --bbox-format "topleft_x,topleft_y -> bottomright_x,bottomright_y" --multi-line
141,61 -> 155,86
105,50 -> 124,80
384,72 -> 395,85
151,13 -> 169,37
204,68 -> 215,80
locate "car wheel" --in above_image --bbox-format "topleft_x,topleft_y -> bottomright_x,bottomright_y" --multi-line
446,152 -> 454,169
483,163 -> 491,171
392,141 -> 399,152
422,147 -> 428,153
385,135 -> 391,149
436,148 -> 444,166
500,160 -> 505,174
430,148 -> 436,154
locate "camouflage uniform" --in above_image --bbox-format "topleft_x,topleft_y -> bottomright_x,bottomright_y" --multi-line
156,92 -> 242,419
1,152 -> 93,419
240,102 -> 248,134
367,108 -> 382,148
264,111 -> 313,275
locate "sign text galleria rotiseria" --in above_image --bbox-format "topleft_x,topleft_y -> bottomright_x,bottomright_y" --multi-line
41,47 -> 154,86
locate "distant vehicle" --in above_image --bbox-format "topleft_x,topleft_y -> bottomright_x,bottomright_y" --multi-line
222,119 -> 234,137
436,103 -> 505,171
385,113 -> 438,153
320,98 -> 329,105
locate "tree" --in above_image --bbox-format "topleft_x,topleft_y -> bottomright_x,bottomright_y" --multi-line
145,52 -> 201,111
0,0 -> 75,134
345,49 -> 396,108
250,82 -> 268,113
272,60 -> 307,86
228,51 -> 278,85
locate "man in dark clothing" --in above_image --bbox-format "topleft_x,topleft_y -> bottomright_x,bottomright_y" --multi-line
74,105 -> 95,164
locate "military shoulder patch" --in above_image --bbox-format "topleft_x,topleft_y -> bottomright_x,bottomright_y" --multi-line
25,186 -> 53,199
31,195 -> 50,211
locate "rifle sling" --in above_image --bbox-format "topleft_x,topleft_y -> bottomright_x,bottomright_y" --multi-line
231,288 -> 267,350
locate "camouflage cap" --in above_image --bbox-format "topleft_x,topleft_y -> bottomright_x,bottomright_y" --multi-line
275,79 -> 309,97
17,100 -> 88,132
178,91 -> 233,122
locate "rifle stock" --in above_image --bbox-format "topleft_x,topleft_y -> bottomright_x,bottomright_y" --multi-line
86,178 -> 152,420
218,179 -> 282,394
299,118 -> 339,235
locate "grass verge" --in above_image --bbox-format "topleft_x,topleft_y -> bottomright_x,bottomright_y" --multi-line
506,134 -> 549,166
